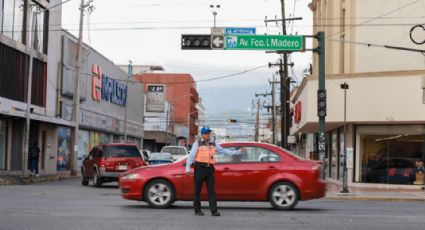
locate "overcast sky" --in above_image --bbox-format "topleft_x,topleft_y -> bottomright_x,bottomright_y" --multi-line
62,0 -> 313,119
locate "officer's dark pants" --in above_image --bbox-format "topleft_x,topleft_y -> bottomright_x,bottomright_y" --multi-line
193,163 -> 217,213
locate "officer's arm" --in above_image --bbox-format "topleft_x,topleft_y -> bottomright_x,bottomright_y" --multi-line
215,143 -> 241,155
186,141 -> 198,173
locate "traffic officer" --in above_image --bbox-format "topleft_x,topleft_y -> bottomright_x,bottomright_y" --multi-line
186,127 -> 244,216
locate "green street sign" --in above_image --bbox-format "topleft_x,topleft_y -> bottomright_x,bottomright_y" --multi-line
225,35 -> 304,51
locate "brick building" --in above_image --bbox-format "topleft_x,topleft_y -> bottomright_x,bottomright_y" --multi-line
135,73 -> 199,147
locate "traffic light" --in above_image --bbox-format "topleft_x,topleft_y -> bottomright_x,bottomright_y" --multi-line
317,89 -> 326,117
227,119 -> 237,123
181,34 -> 212,50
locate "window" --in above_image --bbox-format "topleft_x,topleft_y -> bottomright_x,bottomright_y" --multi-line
104,146 -> 142,158
162,147 -> 186,155
216,146 -> 281,164
2,0 -> 24,43
360,133 -> 424,185
28,1 -> 48,53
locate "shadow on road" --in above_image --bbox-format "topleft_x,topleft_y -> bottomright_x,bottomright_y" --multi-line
85,184 -> 119,189
121,204 -> 326,212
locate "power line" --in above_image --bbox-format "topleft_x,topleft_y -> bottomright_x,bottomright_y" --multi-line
10,21 -> 425,35
327,0 -> 424,38
328,38 -> 425,54
72,65 -> 268,85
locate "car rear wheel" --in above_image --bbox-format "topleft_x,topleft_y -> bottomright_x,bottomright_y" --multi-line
93,169 -> 103,187
81,169 -> 89,186
269,182 -> 299,210
144,179 -> 175,208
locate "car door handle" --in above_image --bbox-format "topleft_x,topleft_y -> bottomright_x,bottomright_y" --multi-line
268,166 -> 276,169
223,167 -> 230,170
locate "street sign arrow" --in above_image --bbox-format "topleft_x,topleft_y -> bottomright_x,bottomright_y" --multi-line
211,35 -> 225,49
213,37 -> 224,47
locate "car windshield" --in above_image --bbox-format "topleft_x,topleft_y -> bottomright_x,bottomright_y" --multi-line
162,147 -> 186,155
149,152 -> 173,161
104,146 -> 142,158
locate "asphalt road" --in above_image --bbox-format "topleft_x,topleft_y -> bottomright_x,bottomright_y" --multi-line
0,179 -> 424,230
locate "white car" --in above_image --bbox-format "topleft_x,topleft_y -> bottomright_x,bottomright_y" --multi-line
161,146 -> 188,161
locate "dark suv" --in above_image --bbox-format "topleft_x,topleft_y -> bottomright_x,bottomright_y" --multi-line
81,143 -> 148,187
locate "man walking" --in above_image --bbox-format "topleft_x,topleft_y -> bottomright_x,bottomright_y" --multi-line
186,127 -> 244,217
29,142 -> 40,177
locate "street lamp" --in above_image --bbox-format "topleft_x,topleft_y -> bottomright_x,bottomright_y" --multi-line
340,82 -> 349,193
210,4 -> 220,28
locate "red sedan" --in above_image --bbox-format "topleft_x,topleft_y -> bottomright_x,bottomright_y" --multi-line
119,142 -> 325,210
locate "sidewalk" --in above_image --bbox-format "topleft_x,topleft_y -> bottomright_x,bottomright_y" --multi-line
325,181 -> 425,202
0,174 -> 75,185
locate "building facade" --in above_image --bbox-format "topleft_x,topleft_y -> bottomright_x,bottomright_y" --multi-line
0,0 -> 72,176
58,31 -> 145,173
135,73 -> 199,147
289,0 -> 425,187
143,101 -> 177,152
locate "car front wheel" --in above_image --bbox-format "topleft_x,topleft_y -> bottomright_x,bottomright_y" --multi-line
144,179 -> 175,208
269,182 -> 299,210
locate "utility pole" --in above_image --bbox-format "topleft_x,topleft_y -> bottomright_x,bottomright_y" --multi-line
255,98 -> 261,142
124,61 -> 132,142
23,4 -> 39,176
256,90 -> 275,144
264,0 -> 301,149
270,77 -> 277,145
280,0 -> 290,150
71,0 -> 86,176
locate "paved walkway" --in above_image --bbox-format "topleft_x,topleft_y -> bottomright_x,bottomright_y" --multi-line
326,181 -> 425,201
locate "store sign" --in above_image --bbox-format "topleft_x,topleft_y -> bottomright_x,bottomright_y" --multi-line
92,64 -> 127,107
92,65 -> 102,101
146,84 -> 165,112
294,101 -> 302,124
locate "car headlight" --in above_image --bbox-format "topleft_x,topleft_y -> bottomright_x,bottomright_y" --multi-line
122,173 -> 140,180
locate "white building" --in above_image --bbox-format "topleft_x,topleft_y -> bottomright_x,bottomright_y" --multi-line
290,0 -> 425,188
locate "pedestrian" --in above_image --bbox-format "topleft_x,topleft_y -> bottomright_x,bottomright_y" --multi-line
29,142 -> 40,177
186,127 -> 245,217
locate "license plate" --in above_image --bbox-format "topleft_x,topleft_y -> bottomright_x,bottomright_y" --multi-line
118,165 -> 128,170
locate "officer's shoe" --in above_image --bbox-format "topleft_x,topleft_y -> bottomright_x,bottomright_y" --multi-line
211,211 -> 221,217
194,210 -> 204,216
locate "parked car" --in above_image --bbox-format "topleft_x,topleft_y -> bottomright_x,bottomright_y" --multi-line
81,143 -> 148,187
161,146 -> 188,161
119,142 -> 325,210
148,152 -> 175,165
363,158 -> 416,184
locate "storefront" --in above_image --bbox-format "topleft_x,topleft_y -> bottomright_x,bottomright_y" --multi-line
355,125 -> 425,185
289,70 -> 425,188
57,31 -> 145,173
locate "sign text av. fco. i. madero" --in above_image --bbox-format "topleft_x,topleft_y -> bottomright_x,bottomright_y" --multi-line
92,64 -> 127,106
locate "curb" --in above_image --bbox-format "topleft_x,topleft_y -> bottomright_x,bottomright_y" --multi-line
0,175 -> 79,186
324,196 -> 425,202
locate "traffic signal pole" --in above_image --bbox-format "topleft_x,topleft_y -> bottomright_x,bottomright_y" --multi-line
317,32 -> 326,179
